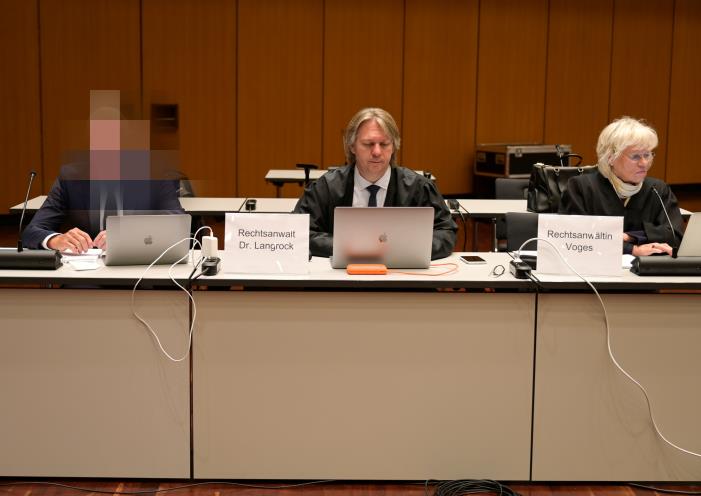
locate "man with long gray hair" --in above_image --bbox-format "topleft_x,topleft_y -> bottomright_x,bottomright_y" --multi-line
294,107 -> 457,259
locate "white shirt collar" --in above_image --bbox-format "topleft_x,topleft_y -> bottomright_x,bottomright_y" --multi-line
354,166 -> 391,191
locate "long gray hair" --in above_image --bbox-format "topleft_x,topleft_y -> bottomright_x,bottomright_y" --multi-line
343,107 -> 401,166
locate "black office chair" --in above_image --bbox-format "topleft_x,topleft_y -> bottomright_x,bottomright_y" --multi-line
177,177 -> 196,198
296,163 -> 319,188
495,178 -> 530,251
495,177 -> 529,200
169,170 -> 204,242
505,211 -> 539,252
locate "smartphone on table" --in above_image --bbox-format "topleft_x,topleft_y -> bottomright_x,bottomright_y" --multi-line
460,255 -> 487,264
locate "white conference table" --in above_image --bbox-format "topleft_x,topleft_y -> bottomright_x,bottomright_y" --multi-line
9,194 -> 47,213
1,253 -> 533,481
13,195 -> 693,253
9,196 -> 296,215
177,196 -> 245,215
2,252 -> 701,481
12,195 -> 691,218
236,198 -> 523,252
238,198 -> 515,216
239,197 -> 298,213
0,259 -> 192,478
10,195 -> 248,216
451,199 -> 528,250
454,199 -> 695,251
264,168 -> 327,197
456,198 -> 527,216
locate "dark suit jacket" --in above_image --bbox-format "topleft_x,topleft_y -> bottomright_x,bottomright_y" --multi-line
293,165 -> 457,259
22,164 -> 185,249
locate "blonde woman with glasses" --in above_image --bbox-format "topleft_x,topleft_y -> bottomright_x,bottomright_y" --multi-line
559,116 -> 683,256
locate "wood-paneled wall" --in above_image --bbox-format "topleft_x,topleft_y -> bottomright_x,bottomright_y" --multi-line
402,0 -> 478,193
543,0 -> 613,166
142,0 -> 236,197
39,0 -> 142,190
667,0 -> 701,185
2,0 -> 700,210
0,0 -> 42,212
609,0 -> 674,179
239,0 -> 323,198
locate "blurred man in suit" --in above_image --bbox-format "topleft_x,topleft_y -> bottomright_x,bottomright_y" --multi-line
23,90 -> 183,253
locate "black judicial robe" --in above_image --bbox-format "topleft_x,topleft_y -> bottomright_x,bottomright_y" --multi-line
559,171 -> 684,254
293,165 -> 458,259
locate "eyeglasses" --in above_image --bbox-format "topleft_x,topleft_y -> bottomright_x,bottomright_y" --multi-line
625,151 -> 655,162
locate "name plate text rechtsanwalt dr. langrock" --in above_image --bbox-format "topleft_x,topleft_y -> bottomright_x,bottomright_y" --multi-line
224,213 -> 309,274
537,214 -> 623,276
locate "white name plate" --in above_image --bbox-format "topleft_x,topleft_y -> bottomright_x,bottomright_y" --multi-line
537,214 -> 623,276
224,213 -> 309,274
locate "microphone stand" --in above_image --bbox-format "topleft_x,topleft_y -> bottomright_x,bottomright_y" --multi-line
17,171 -> 37,252
0,170 -> 62,270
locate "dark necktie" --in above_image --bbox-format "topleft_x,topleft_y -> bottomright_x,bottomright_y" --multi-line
367,184 -> 380,207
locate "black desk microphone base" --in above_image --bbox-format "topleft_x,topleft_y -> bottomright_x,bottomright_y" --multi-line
631,256 -> 701,276
0,249 -> 62,270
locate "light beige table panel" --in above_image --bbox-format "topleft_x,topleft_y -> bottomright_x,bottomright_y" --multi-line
533,293 -> 701,481
194,291 -> 535,480
0,289 -> 190,477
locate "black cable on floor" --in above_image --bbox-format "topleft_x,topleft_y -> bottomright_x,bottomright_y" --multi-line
424,479 -> 522,496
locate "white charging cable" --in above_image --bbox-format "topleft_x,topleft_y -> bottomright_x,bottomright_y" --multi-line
518,237 -> 701,458
131,225 -> 215,363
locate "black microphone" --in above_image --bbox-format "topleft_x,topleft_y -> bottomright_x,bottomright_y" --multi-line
0,170 -> 61,270
652,187 -> 679,256
17,170 -> 37,252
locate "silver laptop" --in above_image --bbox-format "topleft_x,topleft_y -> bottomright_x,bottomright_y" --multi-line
104,214 -> 192,266
678,212 -> 701,257
331,207 -> 433,268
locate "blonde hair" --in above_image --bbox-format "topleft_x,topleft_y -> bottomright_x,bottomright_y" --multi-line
597,116 -> 658,178
343,108 -> 401,166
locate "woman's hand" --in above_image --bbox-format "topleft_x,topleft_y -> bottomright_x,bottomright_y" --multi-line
632,242 -> 673,256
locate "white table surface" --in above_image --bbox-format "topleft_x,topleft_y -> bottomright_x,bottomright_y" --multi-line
455,199 -> 528,216
10,195 -> 693,217
178,197 -> 245,215
264,169 -> 327,182
239,197 -> 298,213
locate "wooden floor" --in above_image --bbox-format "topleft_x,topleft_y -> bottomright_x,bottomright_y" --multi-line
0,480 -> 700,496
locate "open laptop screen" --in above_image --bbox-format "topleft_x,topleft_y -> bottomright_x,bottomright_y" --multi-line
104,214 -> 191,266
678,212 -> 701,257
331,207 -> 433,269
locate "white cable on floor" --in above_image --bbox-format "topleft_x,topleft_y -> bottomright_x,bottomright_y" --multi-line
518,237 -> 701,458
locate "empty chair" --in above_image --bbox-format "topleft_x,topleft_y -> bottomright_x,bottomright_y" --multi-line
495,178 -> 530,250
170,170 -> 204,240
495,177 -> 529,200
505,211 -> 539,252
